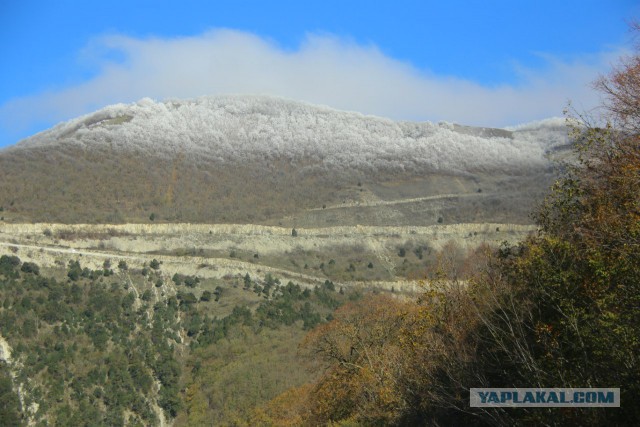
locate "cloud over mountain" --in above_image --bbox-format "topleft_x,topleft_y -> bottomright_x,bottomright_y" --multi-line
1,29 -> 619,141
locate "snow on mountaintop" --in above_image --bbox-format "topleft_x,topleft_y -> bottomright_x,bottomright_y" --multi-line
15,95 -> 568,174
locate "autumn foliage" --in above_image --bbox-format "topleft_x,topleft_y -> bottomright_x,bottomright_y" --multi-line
255,26 -> 640,426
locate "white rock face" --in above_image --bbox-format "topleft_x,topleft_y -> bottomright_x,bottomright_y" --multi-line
0,335 -> 11,364
13,95 -> 568,174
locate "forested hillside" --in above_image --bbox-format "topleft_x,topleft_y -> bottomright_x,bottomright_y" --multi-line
0,253 -> 364,425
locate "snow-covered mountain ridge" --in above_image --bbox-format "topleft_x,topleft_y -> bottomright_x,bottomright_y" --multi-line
14,95 -> 568,174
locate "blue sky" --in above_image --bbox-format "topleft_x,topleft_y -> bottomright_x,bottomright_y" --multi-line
1,0 -> 638,148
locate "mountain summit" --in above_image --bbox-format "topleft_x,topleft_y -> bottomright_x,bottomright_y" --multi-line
15,95 -> 567,174
1,96 -> 568,224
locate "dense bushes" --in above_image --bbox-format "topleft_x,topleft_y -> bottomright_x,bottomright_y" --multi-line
0,260 -> 182,425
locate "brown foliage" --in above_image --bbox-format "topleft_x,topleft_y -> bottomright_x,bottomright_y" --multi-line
280,268 -> 497,426
250,383 -> 314,426
542,26 -> 640,268
593,23 -> 640,133
300,294 -> 411,425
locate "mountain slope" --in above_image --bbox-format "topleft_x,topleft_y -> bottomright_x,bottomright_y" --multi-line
0,96 -> 568,224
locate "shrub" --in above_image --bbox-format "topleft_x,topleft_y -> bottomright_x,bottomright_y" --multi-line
20,262 -> 40,275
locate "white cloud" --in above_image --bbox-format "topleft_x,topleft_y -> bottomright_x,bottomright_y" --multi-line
0,29 -> 623,136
